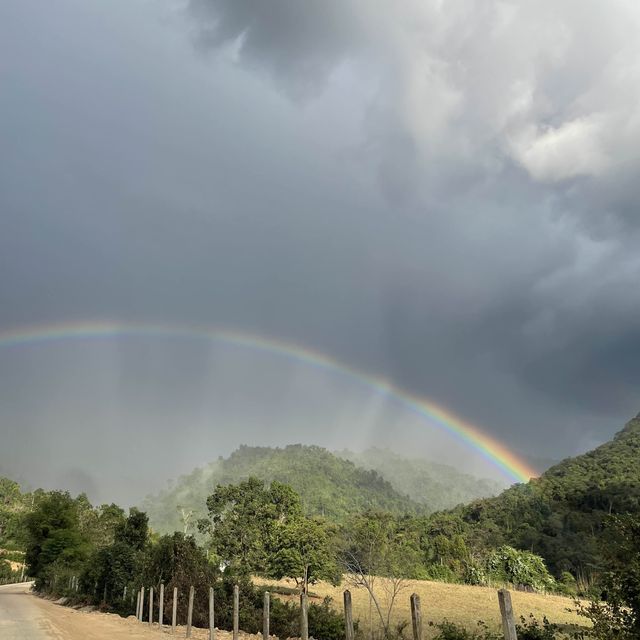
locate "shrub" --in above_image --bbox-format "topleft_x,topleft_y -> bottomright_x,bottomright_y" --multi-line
423,564 -> 460,584
516,614 -> 561,640
486,546 -> 556,592
427,620 -> 500,640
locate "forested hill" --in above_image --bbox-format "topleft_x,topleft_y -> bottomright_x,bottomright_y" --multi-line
456,412 -> 640,577
337,447 -> 502,511
142,445 -> 422,533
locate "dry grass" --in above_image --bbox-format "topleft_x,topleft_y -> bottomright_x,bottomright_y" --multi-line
254,576 -> 587,638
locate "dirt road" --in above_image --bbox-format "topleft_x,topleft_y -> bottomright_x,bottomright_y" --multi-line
0,582 -> 229,640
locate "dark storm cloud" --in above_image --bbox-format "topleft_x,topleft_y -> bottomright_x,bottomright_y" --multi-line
185,0 -> 640,420
1,0 -> 640,502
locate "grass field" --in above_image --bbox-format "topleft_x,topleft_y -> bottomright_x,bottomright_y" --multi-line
255,576 -> 587,638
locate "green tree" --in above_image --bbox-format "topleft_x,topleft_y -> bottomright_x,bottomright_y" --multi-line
23,491 -> 89,584
0,477 -> 32,548
142,532 -> 217,626
270,517 -> 341,594
80,508 -> 149,608
199,477 -> 301,575
115,507 -> 148,551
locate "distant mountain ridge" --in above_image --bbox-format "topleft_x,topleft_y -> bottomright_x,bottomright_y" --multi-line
141,444 -> 501,534
336,447 -> 503,511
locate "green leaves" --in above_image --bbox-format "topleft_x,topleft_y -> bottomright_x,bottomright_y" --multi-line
270,517 -> 341,589
485,546 -> 556,591
201,478 -> 340,590
201,477 -> 304,576
575,514 -> 640,638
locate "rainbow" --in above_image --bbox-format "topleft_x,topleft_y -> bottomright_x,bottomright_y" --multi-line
0,321 -> 538,483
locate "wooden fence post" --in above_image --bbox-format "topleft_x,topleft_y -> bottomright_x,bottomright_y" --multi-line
233,584 -> 239,640
497,589 -> 518,640
410,593 -> 422,640
149,586 -> 154,625
172,586 -> 178,634
139,587 -> 145,621
136,590 -> 141,619
159,583 -> 165,628
300,593 -> 309,640
263,591 -> 270,640
210,586 -> 216,640
186,585 -> 195,638
344,590 -> 354,640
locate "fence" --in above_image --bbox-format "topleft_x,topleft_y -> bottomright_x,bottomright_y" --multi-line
123,583 -> 521,640
36,573 -> 522,640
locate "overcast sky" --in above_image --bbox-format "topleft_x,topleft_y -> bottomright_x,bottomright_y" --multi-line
1,0 -> 639,504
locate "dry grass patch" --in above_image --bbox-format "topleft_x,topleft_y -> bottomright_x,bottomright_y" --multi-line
254,576 -> 586,638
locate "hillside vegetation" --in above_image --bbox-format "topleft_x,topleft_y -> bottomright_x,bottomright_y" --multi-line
142,445 -> 421,533
456,413 -> 640,579
142,444 -> 501,534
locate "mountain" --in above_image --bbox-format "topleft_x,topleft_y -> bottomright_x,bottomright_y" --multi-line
336,447 -> 503,511
141,444 -> 424,533
457,413 -> 640,577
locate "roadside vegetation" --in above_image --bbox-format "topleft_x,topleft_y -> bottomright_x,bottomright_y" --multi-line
2,414 -> 640,637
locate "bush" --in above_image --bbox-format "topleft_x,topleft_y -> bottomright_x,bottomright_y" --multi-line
555,571 -> 578,596
516,614 -> 561,640
0,559 -> 14,581
309,596 -> 353,640
463,562 -> 488,586
428,616 -> 573,640
486,546 -> 556,592
423,564 -> 460,584
427,620 -> 500,640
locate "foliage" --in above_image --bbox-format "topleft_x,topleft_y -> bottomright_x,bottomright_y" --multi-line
199,477 -> 302,575
0,558 -> 14,580
574,513 -> 640,639
142,532 -> 217,625
307,596 -> 350,640
455,414 -> 640,582
428,616 -> 574,640
199,477 -> 342,594
485,546 -> 556,591
428,620 -> 500,640
23,491 -> 90,585
270,516 -> 342,592
515,614 -> 562,640
0,477 -> 32,548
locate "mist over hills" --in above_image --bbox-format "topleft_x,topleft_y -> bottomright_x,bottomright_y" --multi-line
336,447 -> 503,511
141,444 -> 502,534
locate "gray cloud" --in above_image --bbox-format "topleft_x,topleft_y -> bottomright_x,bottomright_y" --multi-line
0,0 -> 639,502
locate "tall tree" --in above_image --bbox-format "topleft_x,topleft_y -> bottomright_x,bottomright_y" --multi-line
23,492 -> 89,583
199,477 -> 302,575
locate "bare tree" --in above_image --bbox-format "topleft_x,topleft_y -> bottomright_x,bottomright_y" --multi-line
341,513 -> 419,640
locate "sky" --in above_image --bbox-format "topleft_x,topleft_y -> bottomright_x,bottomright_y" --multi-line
1,0 -> 640,505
